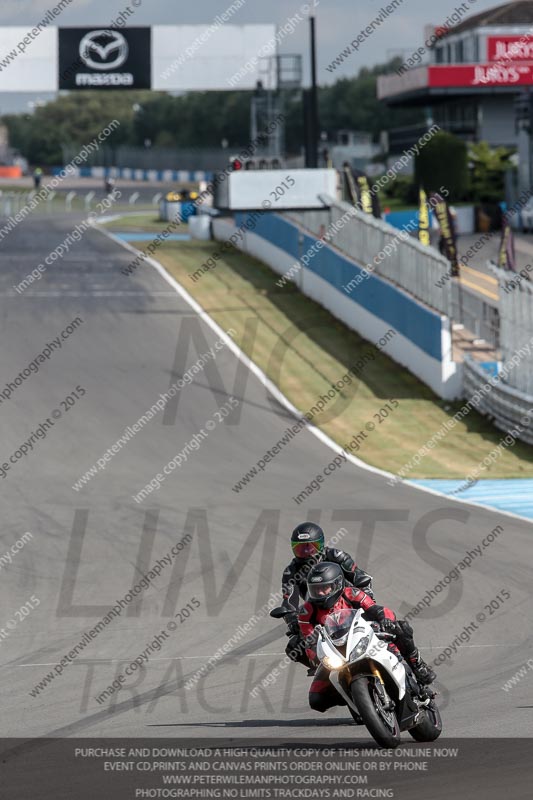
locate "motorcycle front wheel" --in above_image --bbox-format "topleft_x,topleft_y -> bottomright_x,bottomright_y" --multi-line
409,700 -> 442,742
350,676 -> 401,748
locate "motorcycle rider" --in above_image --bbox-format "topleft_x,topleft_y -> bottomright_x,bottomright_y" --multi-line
281,523 -> 373,668
299,561 -> 436,713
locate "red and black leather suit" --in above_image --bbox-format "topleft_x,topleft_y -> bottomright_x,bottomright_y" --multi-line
298,586 -> 417,712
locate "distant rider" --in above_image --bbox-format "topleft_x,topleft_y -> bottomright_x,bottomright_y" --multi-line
33,167 -> 42,190
299,562 -> 436,713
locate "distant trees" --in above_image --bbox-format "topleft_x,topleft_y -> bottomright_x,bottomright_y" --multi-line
468,141 -> 514,203
2,58 -> 424,166
415,131 -> 469,199
415,133 -> 514,204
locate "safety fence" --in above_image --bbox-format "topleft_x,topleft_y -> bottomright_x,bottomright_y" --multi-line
463,356 -> 533,445
450,281 -> 500,350
286,196 -> 453,318
61,142 -> 228,172
0,190 -> 156,217
488,260 -> 533,395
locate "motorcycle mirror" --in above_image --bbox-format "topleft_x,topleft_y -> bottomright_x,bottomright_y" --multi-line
269,606 -> 291,619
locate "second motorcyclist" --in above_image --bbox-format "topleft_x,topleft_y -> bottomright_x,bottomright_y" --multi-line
281,523 -> 373,668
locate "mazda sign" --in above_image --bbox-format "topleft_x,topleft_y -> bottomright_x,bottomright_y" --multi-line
59,27 -> 151,89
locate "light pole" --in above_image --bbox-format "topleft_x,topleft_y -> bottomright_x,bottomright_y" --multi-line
308,15 -> 319,168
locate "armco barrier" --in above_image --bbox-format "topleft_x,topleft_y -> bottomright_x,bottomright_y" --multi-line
463,356 -> 533,445
287,197 -> 453,318
213,212 -> 462,399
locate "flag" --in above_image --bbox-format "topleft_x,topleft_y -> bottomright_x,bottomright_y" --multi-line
431,192 -> 459,276
343,164 -> 381,218
354,169 -> 381,218
418,188 -> 430,246
498,217 -> 516,272
356,173 -> 373,215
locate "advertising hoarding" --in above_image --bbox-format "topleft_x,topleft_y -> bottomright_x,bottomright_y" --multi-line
0,27 -> 57,92
152,25 -> 277,91
0,24 -> 276,92
58,27 -> 151,89
428,63 -> 533,87
487,35 -> 533,62
228,169 -> 338,210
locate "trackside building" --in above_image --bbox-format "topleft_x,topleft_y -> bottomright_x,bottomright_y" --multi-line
378,0 -> 533,163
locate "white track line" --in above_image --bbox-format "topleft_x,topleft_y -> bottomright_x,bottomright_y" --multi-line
98,225 -> 533,527
6,644 -> 519,669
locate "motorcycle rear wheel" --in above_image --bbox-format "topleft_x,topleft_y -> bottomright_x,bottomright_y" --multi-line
350,677 -> 401,748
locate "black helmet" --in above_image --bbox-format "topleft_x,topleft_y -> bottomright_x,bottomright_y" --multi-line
307,562 -> 344,609
291,522 -> 325,561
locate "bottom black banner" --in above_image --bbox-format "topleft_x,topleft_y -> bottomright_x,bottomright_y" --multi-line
1,739 -> 531,799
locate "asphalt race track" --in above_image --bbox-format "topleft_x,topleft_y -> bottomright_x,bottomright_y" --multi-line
1,214 -> 532,794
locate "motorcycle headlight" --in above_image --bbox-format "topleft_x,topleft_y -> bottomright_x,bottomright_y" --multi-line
350,636 -> 370,660
322,653 -> 346,671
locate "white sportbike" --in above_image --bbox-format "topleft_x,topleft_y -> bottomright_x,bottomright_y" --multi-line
316,608 -> 442,747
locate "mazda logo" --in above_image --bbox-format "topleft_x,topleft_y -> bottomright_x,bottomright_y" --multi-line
79,30 -> 129,71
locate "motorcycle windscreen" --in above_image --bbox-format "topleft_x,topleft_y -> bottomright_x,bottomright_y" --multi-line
324,608 -> 361,645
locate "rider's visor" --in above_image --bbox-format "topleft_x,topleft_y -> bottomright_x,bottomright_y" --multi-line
308,575 -> 343,602
292,541 -> 323,559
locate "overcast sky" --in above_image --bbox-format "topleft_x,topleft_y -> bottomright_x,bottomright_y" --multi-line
0,0 -> 507,113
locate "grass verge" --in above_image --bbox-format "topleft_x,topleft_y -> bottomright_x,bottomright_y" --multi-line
105,214 -> 533,479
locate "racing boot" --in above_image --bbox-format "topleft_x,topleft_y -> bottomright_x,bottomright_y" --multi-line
408,652 -> 436,686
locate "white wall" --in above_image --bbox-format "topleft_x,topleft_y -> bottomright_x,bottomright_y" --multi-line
213,218 -> 463,400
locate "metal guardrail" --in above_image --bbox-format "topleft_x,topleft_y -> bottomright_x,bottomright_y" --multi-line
463,356 -> 533,445
287,197 -> 453,317
487,259 -> 533,395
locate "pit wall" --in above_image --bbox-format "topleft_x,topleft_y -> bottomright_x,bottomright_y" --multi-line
212,211 -> 462,400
